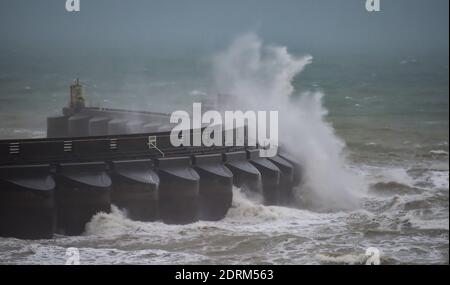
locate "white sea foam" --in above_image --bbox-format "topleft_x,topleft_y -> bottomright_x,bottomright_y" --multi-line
225,188 -> 336,223
212,33 -> 365,211
0,179 -> 446,264
430,150 -> 449,156
368,167 -> 415,187
84,188 -> 337,239
409,217 -> 449,231
428,171 -> 449,190
315,252 -> 367,265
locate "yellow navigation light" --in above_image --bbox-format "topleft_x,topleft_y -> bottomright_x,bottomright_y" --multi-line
69,78 -> 86,110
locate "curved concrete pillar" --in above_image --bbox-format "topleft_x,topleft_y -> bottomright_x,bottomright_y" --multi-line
247,150 -> 280,205
89,117 -> 110,136
68,115 -> 91,137
279,153 -> 302,187
55,162 -> 111,235
110,159 -> 159,221
0,165 -> 55,239
47,115 -> 69,138
224,151 -> 261,193
193,153 -> 233,221
155,157 -> 199,224
108,119 -> 128,135
268,155 -> 294,205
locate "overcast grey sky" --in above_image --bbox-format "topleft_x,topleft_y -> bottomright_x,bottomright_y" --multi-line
0,0 -> 448,57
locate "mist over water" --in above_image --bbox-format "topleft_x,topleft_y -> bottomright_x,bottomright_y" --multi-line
213,33 -> 364,211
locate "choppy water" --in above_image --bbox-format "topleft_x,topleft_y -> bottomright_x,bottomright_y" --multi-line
0,50 -> 448,264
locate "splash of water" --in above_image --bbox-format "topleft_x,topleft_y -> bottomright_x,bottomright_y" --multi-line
212,33 -> 365,211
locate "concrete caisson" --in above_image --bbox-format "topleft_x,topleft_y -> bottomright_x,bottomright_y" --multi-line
55,162 -> 111,235
193,153 -> 233,221
224,151 -> 261,193
109,159 -> 159,221
155,157 -> 200,224
248,149 -> 280,205
0,165 -> 55,239
268,155 -> 295,205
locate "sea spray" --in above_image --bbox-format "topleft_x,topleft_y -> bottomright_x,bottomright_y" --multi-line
212,33 -> 365,211
84,188 -> 335,237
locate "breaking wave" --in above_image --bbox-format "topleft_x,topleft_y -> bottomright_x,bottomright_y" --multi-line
212,33 -> 365,211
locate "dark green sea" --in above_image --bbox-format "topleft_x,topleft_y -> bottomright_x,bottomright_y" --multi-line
0,46 -> 448,264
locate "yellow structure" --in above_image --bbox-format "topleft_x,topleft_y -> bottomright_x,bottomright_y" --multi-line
69,78 -> 85,111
